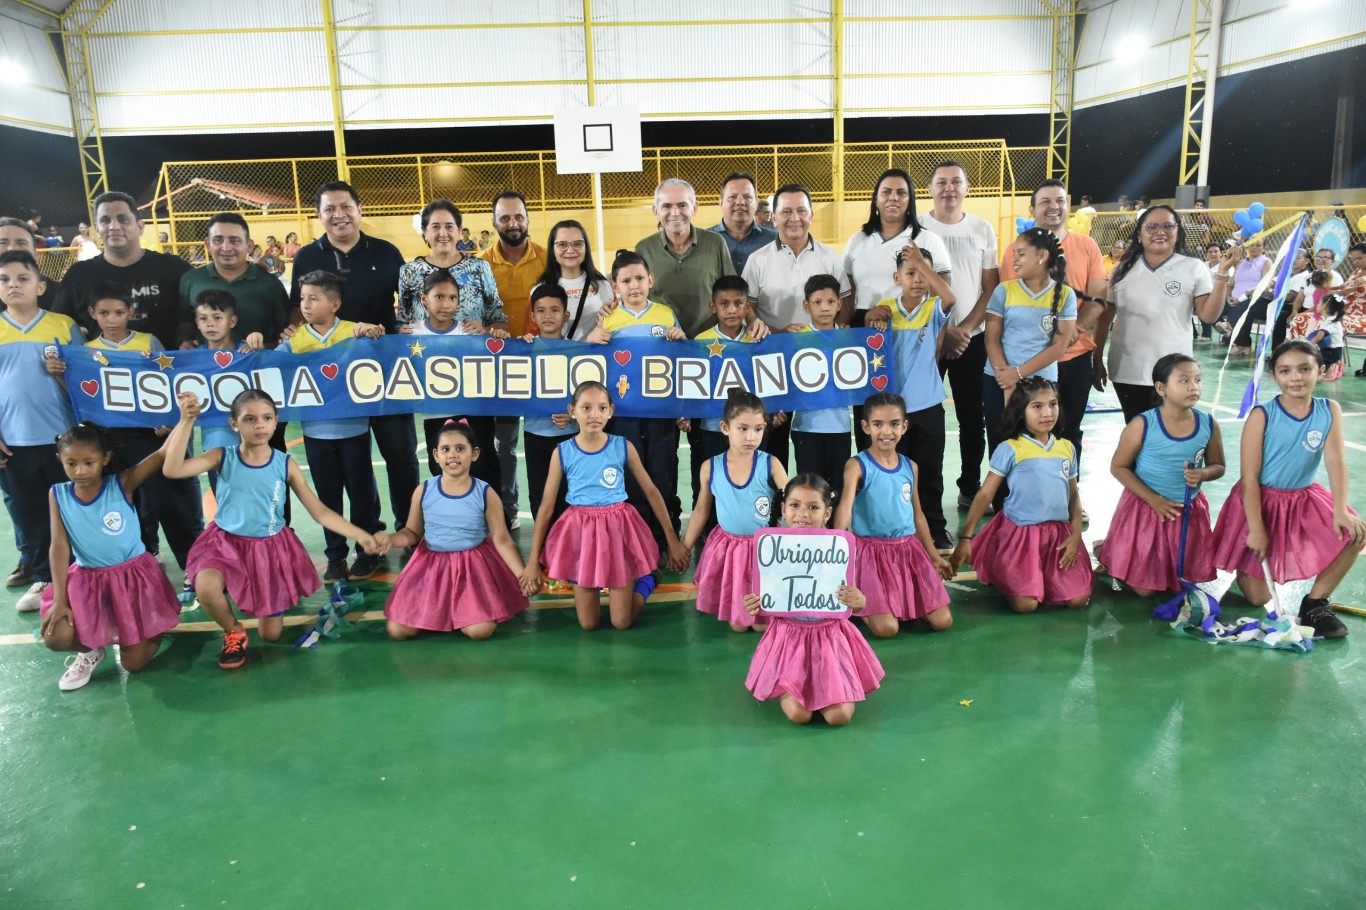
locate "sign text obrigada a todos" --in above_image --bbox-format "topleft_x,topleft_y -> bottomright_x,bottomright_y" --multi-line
52,330 -> 898,427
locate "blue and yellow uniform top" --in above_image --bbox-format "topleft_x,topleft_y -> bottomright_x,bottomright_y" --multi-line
601,300 -> 679,339
1258,396 -> 1332,490
884,293 -> 950,413
85,331 -> 164,353
54,477 -> 145,568
983,279 -> 1077,381
558,434 -> 629,506
279,318 -> 369,440
988,434 -> 1077,525
1135,407 -> 1213,501
708,450 -> 775,536
694,324 -> 755,432
0,309 -> 79,446
421,476 -> 490,552
790,325 -> 851,435
850,450 -> 918,539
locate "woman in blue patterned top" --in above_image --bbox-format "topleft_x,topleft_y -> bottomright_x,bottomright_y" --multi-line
397,199 -> 506,330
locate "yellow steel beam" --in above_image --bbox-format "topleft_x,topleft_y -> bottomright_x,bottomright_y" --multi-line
60,0 -> 119,222
583,0 -> 596,106
9,0 -> 60,20
1047,0 -> 1078,184
0,115 -> 74,131
1178,0 -> 1215,186
832,0 -> 845,203
319,0 -> 349,181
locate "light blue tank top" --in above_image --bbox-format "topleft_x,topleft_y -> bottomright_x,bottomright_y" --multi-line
850,450 -> 917,538
54,477 -> 144,568
709,451 -> 774,535
1135,408 -> 1213,501
215,445 -> 289,537
559,435 -> 628,506
1259,397 -> 1332,490
421,476 -> 489,552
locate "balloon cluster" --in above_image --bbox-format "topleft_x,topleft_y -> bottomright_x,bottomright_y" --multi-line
1014,217 -> 1036,234
1357,214 -> 1366,233
1233,201 -> 1265,239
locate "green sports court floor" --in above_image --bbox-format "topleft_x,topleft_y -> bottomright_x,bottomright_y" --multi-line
3,348 -> 1364,909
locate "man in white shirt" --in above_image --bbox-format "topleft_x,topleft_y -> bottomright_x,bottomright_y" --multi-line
919,161 -> 1000,510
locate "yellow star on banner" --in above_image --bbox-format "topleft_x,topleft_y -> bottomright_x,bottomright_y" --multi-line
409,340 -> 426,357
707,338 -> 726,358
152,352 -> 174,370
617,375 -> 630,399
871,353 -> 885,370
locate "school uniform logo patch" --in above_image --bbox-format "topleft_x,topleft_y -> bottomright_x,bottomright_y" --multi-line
1164,281 -> 1182,296
753,496 -> 771,521
650,325 -> 667,338
901,482 -> 912,505
1059,458 -> 1073,480
918,327 -> 929,344
1303,429 -> 1324,452
101,511 -> 124,534
1039,314 -> 1056,336
601,467 -> 621,488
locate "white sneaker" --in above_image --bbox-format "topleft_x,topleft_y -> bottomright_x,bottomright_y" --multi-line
59,648 -> 105,691
508,517 -> 522,531
16,581 -> 48,612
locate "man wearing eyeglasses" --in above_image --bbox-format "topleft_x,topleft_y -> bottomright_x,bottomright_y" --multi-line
635,177 -> 736,338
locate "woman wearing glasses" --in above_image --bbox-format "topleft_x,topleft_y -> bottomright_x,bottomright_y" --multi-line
533,220 -> 615,341
1093,205 -> 1239,421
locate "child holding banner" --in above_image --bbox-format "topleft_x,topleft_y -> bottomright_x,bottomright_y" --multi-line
682,389 -> 788,633
1210,340 -> 1363,638
951,379 -> 1092,613
383,420 -> 529,641
192,290 -> 263,493
520,284 -> 577,526
791,275 -> 854,506
1098,354 -> 1224,597
834,392 -> 953,638
521,381 -> 689,632
164,390 -> 389,669
743,474 -> 883,727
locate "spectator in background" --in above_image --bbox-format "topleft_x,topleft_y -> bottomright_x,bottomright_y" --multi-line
478,229 -> 492,251
636,177 -> 736,337
710,171 -> 776,276
1077,195 -> 1097,217
1135,196 -> 1152,219
0,217 -> 60,310
1103,239 -> 1126,276
44,230 -> 63,248
457,227 -> 477,254
754,197 -> 772,227
1215,236 -> 1272,355
75,222 -> 99,260
283,231 -> 301,258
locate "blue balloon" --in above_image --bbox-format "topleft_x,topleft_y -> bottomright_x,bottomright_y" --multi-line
1015,217 -> 1035,233
1248,201 -> 1265,219
1233,210 -> 1249,227
1249,218 -> 1264,233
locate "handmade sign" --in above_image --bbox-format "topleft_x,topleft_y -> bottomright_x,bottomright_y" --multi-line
50,330 -> 896,428
754,528 -> 856,618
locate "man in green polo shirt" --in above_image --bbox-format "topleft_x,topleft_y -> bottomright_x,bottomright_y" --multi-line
178,212 -> 293,347
634,178 -> 736,338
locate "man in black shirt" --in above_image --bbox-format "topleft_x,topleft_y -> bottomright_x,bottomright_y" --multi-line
290,181 -> 418,548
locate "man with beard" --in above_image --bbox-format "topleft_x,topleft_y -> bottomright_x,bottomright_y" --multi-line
478,191 -> 549,529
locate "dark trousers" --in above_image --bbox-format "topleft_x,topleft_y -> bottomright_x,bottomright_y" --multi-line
939,332 -> 988,498
0,444 -> 66,582
897,403 -> 947,537
1114,382 -> 1158,424
792,430 -> 852,507
370,414 -> 420,532
1232,294 -> 1275,347
1055,352 -> 1093,470
763,417 -> 792,524
304,433 -> 381,563
611,417 -> 680,549
494,416 -> 520,517
2,477 -> 30,568
423,415 -> 501,495
982,374 -> 1010,512
111,427 -> 204,570
524,430 -> 570,525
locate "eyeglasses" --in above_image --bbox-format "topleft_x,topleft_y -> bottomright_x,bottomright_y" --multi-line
1142,222 -> 1178,233
553,240 -> 586,252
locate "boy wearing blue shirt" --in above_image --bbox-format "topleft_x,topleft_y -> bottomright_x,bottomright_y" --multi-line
791,274 -> 853,506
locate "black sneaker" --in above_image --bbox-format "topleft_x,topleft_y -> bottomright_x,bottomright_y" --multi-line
1299,596 -> 1348,639
323,559 -> 349,583
932,529 -> 954,553
957,493 -> 993,515
348,553 -> 383,580
5,563 -> 32,587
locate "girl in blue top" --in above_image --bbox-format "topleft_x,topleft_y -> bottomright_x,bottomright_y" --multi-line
39,424 -> 182,692
1212,340 -> 1363,638
983,228 -> 1077,460
952,378 -> 1093,613
834,393 -> 953,638
681,389 -> 789,632
384,421 -> 530,641
522,381 -> 690,631
165,390 -> 389,670
1098,353 -> 1226,597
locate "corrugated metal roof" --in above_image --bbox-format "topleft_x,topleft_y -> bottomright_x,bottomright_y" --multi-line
0,16 -> 72,132
591,0 -> 831,21
845,18 -> 1051,75
96,0 -> 322,32
89,32 -> 328,94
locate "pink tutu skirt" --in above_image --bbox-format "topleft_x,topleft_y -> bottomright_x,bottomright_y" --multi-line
694,527 -> 759,626
385,539 -> 528,632
745,617 -> 884,712
40,551 -> 180,650
853,535 -> 950,620
185,522 -> 321,617
542,502 -> 660,588
973,513 -> 1094,603
1211,481 -> 1357,582
1098,489 -> 1215,592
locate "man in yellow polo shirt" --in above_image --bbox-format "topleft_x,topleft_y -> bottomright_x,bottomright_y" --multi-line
478,190 -> 549,529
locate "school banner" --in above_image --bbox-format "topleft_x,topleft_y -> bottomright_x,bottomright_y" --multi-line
54,330 -> 897,428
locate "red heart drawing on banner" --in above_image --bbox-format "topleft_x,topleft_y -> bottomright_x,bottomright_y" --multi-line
614,350 -> 631,366
320,363 -> 340,381
871,375 -> 889,391
485,338 -> 505,355
867,333 -> 885,351
214,351 -> 234,368
80,379 -> 100,397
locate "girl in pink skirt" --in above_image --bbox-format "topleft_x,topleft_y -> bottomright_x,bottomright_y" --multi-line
40,424 -> 182,691
1099,353 -> 1226,597
521,381 -> 690,631
681,389 -> 788,633
164,390 -> 389,669
743,474 -> 884,727
385,420 -> 530,640
1211,340 -> 1363,638
834,392 -> 952,637
951,378 -> 1093,613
